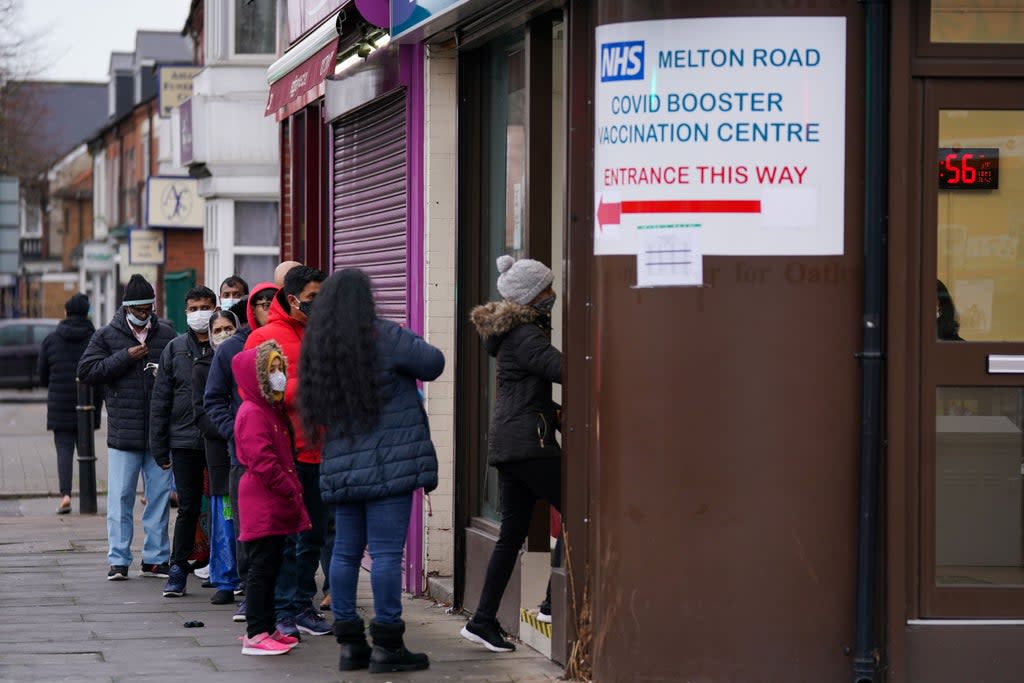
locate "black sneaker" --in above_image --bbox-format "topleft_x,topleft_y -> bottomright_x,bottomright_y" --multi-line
107,565 -> 129,581
139,562 -> 170,578
210,589 -> 234,605
460,619 -> 515,652
162,564 -> 188,597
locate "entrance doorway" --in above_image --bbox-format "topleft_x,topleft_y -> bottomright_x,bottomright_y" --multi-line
455,11 -> 566,656
920,79 -> 1024,617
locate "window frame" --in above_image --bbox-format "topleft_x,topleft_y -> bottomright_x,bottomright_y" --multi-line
916,1 -> 1024,61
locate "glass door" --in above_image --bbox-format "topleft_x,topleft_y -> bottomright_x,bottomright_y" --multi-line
921,79 -> 1024,616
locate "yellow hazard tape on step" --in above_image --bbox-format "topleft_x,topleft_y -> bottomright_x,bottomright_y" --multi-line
520,608 -> 552,639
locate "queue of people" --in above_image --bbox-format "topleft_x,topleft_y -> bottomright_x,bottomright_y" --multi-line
41,253 -> 562,671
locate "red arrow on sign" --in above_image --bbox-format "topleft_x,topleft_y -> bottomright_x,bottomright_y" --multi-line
597,195 -> 762,229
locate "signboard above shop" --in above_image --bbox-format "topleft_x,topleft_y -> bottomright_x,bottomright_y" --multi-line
158,66 -> 201,118
129,229 -> 166,265
593,17 -> 847,259
146,177 -> 204,229
390,0 -> 467,41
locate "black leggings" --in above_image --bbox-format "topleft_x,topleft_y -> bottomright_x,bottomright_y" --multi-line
54,430 -> 76,496
472,457 -> 561,624
170,449 -> 207,569
246,534 -> 286,637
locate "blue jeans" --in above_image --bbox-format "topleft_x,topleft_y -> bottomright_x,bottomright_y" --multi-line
330,493 -> 412,624
106,447 -> 172,567
275,461 -> 327,619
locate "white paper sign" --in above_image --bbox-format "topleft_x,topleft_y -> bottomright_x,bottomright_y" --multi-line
594,17 -> 846,256
636,225 -> 703,288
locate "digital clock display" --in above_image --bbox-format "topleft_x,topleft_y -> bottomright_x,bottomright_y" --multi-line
938,147 -> 999,190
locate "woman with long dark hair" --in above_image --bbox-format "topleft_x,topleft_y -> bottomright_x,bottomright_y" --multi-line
299,268 -> 444,674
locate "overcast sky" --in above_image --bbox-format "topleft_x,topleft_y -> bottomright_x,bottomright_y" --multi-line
19,0 -> 192,82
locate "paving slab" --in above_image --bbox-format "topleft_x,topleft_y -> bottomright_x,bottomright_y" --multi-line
0,497 -> 564,683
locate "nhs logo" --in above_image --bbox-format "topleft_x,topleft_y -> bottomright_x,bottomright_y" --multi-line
600,41 -> 645,82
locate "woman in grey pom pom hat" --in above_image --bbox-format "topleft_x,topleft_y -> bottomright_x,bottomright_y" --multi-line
460,255 -> 562,653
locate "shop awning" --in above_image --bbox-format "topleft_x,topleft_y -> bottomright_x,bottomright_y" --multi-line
265,13 -> 342,120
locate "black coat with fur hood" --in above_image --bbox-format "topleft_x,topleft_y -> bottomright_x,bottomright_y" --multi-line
470,301 -> 562,466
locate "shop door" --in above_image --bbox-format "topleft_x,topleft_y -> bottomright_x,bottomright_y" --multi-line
921,79 -> 1024,617
331,90 -> 408,325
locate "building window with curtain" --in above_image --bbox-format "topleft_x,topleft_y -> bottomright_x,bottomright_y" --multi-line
233,200 -> 279,285
235,0 -> 276,55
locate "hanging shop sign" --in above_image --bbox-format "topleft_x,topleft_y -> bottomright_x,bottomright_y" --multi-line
390,0 -> 466,40
129,228 -> 166,265
158,66 -> 201,118
265,37 -> 339,116
593,17 -> 847,258
146,177 -> 204,229
82,241 -> 116,272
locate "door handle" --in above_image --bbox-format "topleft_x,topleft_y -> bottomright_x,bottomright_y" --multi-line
987,355 -> 1024,374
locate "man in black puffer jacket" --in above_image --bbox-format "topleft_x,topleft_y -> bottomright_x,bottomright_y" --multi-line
38,293 -> 101,514
151,285 -> 216,599
78,274 -> 176,582
461,255 -> 563,654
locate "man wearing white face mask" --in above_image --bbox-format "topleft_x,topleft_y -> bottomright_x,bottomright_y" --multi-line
150,285 -> 217,598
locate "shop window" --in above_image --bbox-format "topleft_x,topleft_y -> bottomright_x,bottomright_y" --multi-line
235,0 -> 277,55
930,0 -> 1024,44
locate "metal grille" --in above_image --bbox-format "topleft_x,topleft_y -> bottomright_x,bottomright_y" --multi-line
331,90 -> 408,325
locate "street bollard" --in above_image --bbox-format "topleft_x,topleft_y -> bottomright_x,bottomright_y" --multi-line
75,379 -> 98,515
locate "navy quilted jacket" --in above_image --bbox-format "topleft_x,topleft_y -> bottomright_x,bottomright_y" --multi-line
319,320 -> 445,504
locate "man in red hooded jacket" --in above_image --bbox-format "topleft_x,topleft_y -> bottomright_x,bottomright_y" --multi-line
243,264 -> 330,638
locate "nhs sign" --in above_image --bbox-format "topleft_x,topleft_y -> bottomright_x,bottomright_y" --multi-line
600,41 -> 645,82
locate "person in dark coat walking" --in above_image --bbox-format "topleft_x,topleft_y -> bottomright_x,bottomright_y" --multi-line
38,293 -> 100,514
192,309 -> 242,605
299,268 -> 444,673
77,274 -> 177,581
152,285 -> 216,598
461,255 -> 562,653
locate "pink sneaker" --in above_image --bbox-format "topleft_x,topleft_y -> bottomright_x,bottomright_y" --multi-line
270,629 -> 299,648
241,632 -> 292,656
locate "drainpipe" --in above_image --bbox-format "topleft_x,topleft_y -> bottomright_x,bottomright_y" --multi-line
853,1 -> 889,682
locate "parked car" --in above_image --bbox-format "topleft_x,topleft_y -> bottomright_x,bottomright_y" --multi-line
0,319 -> 61,389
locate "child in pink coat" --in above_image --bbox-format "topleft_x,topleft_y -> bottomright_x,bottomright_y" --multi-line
232,340 -> 311,656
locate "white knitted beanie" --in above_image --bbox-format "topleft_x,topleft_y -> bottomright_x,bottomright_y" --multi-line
496,255 -> 554,305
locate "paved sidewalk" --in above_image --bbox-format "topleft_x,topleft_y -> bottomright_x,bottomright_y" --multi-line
0,396 -> 109,499
0,496 -> 563,683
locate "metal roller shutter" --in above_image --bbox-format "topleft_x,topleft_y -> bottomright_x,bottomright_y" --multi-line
332,90 -> 408,325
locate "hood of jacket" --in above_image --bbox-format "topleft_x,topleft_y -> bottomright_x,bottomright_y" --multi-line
246,281 -> 278,330
56,315 -> 95,342
232,340 -> 287,407
470,300 -> 546,357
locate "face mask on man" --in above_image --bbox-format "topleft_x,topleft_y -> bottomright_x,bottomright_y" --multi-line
291,296 -> 314,317
220,297 -> 240,311
126,310 -> 149,327
187,309 -> 215,333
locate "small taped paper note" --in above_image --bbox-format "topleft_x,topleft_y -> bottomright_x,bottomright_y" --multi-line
636,224 -> 703,287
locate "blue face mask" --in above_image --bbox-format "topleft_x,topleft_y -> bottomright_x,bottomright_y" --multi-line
126,311 -> 148,327
220,297 -> 240,311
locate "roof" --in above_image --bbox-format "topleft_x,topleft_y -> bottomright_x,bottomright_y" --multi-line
134,30 -> 192,66
109,52 -> 134,74
4,81 -> 107,168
